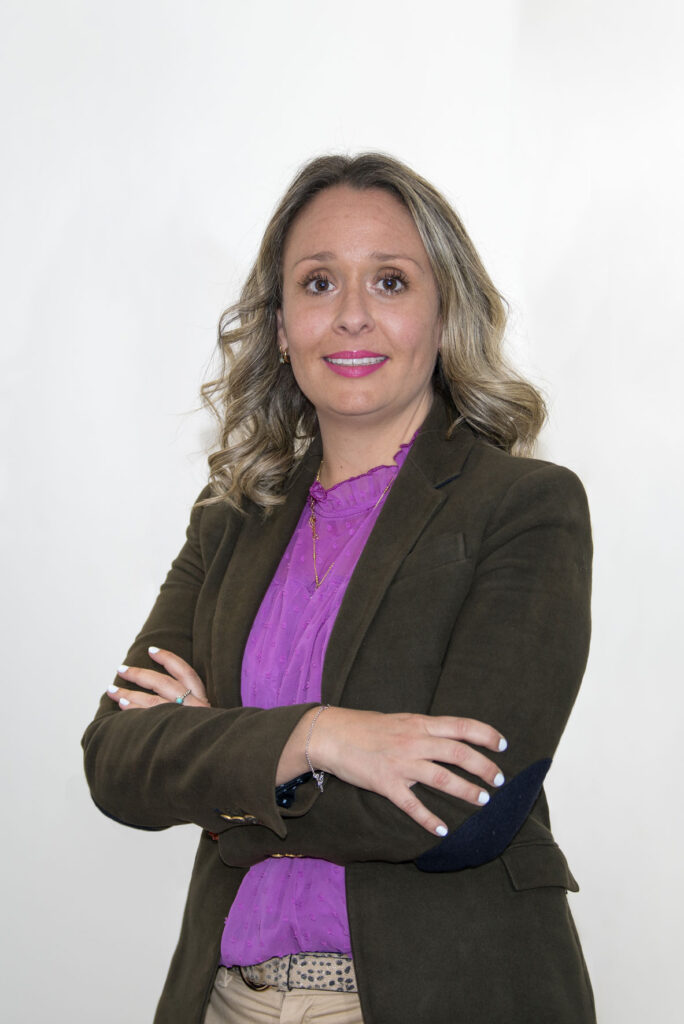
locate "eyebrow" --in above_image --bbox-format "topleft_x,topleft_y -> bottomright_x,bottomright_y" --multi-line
292,250 -> 424,270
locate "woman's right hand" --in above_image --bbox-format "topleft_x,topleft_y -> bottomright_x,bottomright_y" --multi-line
107,647 -> 211,710
284,707 -> 507,838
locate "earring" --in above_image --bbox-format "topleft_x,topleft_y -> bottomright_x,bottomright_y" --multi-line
279,347 -> 290,365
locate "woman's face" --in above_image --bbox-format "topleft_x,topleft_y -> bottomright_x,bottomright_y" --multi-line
277,185 -> 442,437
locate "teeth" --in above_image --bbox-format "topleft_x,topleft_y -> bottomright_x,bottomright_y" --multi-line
327,357 -> 386,366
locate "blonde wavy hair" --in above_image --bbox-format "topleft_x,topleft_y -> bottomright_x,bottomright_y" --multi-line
201,152 -> 546,510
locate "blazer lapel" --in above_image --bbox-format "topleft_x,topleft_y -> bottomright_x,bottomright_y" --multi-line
321,400 -> 476,706
210,444 -> 321,705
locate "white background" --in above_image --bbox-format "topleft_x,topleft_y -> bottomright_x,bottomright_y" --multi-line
1,1 -> 682,1021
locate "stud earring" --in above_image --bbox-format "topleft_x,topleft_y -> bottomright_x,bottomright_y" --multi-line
279,347 -> 290,365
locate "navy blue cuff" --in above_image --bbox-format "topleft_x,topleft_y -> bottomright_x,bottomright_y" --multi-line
275,772 -> 314,808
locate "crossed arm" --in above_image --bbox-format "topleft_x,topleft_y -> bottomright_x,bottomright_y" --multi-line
83,463 -> 591,866
108,646 -> 506,838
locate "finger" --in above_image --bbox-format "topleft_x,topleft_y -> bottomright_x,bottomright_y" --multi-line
422,738 -> 505,789
424,715 -> 508,753
386,763 -> 493,836
378,721 -> 504,787
108,678 -> 209,709
387,783 -> 453,837
106,684 -> 166,710
116,665 -> 186,702
147,647 -> 207,699
116,664 -> 210,706
410,759 -> 492,808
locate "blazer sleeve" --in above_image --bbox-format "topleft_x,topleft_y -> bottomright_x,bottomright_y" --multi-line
217,462 -> 593,868
81,490 -> 318,838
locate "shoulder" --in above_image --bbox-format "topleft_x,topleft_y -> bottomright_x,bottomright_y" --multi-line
459,442 -> 593,573
415,417 -> 589,517
415,428 -> 592,564
410,400 -> 588,511
468,439 -> 589,512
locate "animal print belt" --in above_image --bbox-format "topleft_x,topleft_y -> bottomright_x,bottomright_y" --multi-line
234,952 -> 357,992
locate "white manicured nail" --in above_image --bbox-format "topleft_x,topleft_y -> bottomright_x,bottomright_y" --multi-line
435,825 -> 448,837
108,684 -> 119,694
498,737 -> 508,752
119,697 -> 130,707
117,664 -> 128,674
148,646 -> 160,654
494,772 -> 505,788
478,790 -> 490,805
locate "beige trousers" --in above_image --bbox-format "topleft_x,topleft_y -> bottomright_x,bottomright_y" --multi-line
204,966 -> 365,1024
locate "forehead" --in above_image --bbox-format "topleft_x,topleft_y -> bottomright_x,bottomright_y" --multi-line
283,185 -> 426,264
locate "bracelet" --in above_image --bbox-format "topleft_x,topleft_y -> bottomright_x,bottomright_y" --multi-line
305,705 -> 331,792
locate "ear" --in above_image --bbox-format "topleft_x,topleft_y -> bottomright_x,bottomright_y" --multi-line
276,307 -> 288,351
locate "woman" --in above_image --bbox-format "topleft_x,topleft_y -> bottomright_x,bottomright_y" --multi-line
83,153 -> 595,1024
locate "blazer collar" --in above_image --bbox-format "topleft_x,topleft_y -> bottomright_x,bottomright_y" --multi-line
406,391 -> 477,488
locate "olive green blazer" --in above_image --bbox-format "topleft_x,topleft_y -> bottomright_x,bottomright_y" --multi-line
83,397 -> 595,1023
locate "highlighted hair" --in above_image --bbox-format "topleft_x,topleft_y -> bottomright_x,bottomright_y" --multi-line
201,153 -> 546,511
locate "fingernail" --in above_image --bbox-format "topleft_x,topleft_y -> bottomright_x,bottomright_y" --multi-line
148,646 -> 160,654
498,737 -> 508,752
108,684 -> 119,694
494,772 -> 505,787
117,664 -> 128,674
478,790 -> 490,805
119,698 -> 130,707
435,825 -> 448,837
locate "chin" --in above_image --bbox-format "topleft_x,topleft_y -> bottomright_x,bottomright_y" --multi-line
319,398 -> 401,424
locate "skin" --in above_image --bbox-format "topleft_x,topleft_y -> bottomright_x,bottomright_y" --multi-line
109,187 -> 507,837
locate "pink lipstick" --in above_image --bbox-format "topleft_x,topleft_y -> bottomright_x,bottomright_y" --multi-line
323,350 -> 388,378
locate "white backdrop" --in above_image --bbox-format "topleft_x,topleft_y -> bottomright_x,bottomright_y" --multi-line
2,1 -> 682,1021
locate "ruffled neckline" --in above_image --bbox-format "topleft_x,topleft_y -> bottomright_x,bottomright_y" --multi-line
308,436 -> 415,517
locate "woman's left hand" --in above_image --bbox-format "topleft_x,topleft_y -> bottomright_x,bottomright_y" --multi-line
107,647 -> 211,709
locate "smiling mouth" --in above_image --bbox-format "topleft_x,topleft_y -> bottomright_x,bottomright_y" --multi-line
324,356 -> 387,366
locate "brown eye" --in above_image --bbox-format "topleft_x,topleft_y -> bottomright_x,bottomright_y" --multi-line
302,273 -> 333,295
378,272 -> 406,294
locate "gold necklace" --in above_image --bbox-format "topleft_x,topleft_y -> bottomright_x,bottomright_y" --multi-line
309,465 -> 393,589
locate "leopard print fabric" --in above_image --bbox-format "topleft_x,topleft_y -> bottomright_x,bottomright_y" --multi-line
236,952 -> 357,992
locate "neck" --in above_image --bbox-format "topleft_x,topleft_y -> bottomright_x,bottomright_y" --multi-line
316,394 -> 432,488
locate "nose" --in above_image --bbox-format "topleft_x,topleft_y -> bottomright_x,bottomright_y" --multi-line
333,281 -> 374,335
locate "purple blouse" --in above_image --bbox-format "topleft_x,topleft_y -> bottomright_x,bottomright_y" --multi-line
220,439 -> 414,966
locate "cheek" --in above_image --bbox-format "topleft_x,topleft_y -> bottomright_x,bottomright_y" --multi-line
386,310 -> 441,364
282,304 -> 327,349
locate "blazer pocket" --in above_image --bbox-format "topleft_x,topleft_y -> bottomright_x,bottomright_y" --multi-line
393,531 -> 468,582
500,842 -> 580,893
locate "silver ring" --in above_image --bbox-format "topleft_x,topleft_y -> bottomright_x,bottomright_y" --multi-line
175,688 -> 192,705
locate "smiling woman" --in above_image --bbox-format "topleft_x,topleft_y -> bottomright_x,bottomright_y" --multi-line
200,153 -> 545,512
83,153 -> 595,1024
